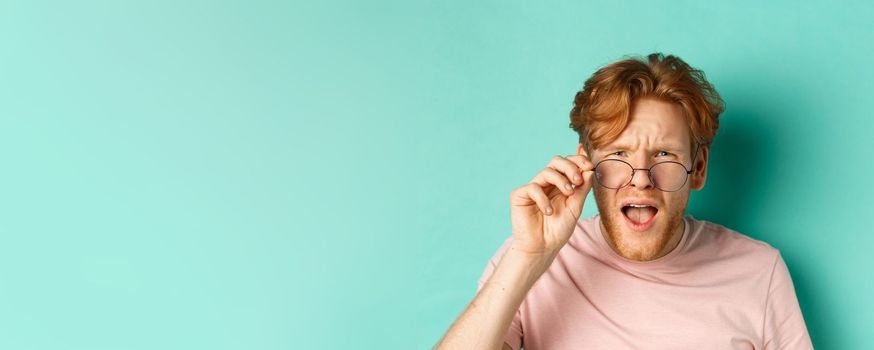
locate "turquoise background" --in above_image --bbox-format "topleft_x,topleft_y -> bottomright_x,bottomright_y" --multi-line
1,0 -> 871,348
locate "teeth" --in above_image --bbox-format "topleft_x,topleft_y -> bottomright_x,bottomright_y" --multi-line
628,204 -> 650,208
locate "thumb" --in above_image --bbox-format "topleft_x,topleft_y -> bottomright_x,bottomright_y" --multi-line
567,170 -> 594,218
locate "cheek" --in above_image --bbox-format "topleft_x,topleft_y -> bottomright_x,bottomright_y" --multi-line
592,187 -> 614,204
593,187 -> 625,217
661,192 -> 690,211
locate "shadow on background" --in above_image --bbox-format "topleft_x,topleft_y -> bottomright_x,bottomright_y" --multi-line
688,105 -> 832,348
688,114 -> 772,227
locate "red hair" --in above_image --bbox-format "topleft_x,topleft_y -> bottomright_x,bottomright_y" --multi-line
569,53 -> 725,152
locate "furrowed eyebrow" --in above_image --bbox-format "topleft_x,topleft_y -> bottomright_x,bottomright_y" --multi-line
657,146 -> 684,153
607,144 -> 685,152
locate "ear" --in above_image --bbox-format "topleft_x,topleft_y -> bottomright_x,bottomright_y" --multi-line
577,143 -> 590,158
689,145 -> 709,190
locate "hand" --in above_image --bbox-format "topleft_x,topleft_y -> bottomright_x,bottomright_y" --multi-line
509,153 -> 595,257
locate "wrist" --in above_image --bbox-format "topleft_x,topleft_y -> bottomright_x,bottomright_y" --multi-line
507,241 -> 560,262
503,242 -> 558,280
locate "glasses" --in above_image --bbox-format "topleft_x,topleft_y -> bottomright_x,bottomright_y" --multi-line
593,143 -> 701,192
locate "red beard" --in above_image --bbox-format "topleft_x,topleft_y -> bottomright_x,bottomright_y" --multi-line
593,189 -> 686,261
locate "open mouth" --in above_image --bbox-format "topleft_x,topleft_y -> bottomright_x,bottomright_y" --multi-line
621,204 -> 659,231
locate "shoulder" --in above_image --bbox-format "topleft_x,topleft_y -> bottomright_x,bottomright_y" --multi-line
686,216 -> 780,266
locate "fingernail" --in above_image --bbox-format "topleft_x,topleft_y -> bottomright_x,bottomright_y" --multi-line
574,174 -> 581,182
565,183 -> 573,191
545,206 -> 553,215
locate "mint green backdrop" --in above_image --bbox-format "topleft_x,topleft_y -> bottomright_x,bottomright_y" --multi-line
1,1 -> 870,349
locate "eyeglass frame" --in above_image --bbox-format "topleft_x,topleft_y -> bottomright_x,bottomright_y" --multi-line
592,142 -> 702,192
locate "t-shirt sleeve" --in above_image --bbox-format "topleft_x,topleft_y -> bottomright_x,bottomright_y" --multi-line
477,236 -> 524,350
762,252 -> 814,350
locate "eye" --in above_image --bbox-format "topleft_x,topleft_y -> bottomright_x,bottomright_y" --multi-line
611,151 -> 626,157
656,150 -> 671,157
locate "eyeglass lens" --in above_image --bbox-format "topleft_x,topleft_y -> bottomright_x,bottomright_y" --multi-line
594,160 -> 689,192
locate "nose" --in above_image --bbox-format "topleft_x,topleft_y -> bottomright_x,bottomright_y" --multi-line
628,167 -> 655,189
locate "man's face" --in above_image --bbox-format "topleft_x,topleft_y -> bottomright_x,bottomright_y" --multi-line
578,97 -> 709,261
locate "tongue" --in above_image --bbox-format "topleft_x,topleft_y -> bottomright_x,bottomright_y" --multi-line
626,207 -> 657,224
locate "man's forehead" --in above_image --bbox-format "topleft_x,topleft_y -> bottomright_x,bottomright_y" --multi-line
599,138 -> 688,151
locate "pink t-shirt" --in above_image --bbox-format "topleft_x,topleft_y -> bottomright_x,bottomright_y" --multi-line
477,214 -> 813,350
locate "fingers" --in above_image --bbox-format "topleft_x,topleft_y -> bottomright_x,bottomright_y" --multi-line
515,154 -> 597,217
550,155 -> 585,185
531,155 -> 595,189
563,155 -> 595,180
529,168 -> 572,196
511,183 -> 554,215
567,169 -> 595,218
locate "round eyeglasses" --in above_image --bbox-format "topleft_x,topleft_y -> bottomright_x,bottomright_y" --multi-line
593,143 -> 700,192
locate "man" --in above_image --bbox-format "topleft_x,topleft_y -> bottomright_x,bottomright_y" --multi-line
435,53 -> 813,349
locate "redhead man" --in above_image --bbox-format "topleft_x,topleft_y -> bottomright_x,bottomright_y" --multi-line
436,53 -> 813,349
